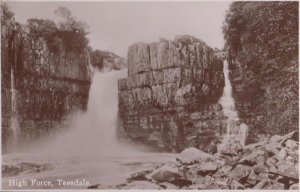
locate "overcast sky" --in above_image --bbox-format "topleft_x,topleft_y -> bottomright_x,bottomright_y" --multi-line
8,1 -> 231,58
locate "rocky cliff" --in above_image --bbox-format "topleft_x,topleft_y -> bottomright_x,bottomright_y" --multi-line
118,35 -> 225,152
223,2 -> 298,144
1,19 -> 92,152
90,50 -> 127,72
229,58 -> 298,144
102,52 -> 126,72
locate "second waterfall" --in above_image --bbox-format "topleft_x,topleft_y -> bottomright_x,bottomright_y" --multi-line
219,60 -> 248,146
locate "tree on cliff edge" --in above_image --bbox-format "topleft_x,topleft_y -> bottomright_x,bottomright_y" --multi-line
54,6 -> 89,53
55,6 -> 89,35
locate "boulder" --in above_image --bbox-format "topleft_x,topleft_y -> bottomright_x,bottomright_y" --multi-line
244,142 -> 263,150
265,144 -> 280,156
238,149 -> 266,166
270,134 -> 284,143
230,180 -> 245,189
230,164 -> 252,182
277,148 -> 288,160
286,152 -> 299,164
148,165 -> 181,183
177,147 -> 214,164
276,161 -> 299,179
247,170 -> 260,185
213,180 -> 230,189
253,162 -> 269,174
218,135 -> 244,156
282,139 -> 298,151
197,162 -> 218,176
289,183 -> 299,190
189,175 -> 206,185
266,157 -> 278,171
214,165 -> 231,179
128,170 -> 152,182
159,182 -> 178,189
254,179 -> 284,190
202,175 -> 217,189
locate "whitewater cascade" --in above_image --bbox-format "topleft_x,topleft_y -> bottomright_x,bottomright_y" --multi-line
219,60 -> 248,146
10,68 -> 20,150
3,69 -> 176,189
33,69 -> 138,156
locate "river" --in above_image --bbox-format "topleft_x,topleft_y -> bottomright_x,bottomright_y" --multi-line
2,69 -> 176,189
2,61 -> 248,189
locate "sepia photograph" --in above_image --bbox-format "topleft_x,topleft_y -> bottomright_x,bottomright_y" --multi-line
1,0 -> 299,190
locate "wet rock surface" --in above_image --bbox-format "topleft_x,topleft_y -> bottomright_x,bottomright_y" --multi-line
116,131 -> 299,189
118,35 -> 226,152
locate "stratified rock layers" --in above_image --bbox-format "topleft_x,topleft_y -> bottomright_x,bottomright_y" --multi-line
1,24 -> 92,152
118,36 -> 225,152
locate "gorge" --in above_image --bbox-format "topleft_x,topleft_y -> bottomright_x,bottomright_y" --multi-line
1,1 -> 298,190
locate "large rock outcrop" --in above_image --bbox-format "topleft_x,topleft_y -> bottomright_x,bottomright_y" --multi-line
118,35 -> 225,152
1,20 -> 92,152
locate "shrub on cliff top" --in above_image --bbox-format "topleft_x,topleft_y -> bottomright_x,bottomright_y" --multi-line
27,19 -> 58,38
26,6 -> 89,53
55,6 -> 89,35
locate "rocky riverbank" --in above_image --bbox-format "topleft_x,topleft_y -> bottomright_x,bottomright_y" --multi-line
114,131 -> 299,190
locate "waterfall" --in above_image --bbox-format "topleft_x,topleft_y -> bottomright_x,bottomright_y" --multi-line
31,69 -> 138,156
219,60 -> 248,146
10,68 -> 20,150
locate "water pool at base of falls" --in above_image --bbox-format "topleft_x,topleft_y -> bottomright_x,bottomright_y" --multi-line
2,69 -> 176,189
2,61 -> 249,189
2,152 -> 176,189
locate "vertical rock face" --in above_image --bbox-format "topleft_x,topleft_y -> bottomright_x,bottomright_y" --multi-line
1,23 -> 92,152
222,2 -> 298,144
229,58 -> 298,144
118,35 -> 225,152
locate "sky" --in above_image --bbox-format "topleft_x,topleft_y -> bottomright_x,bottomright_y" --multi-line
7,1 -> 231,58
